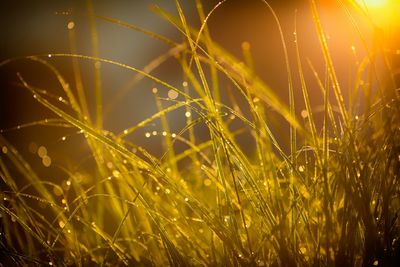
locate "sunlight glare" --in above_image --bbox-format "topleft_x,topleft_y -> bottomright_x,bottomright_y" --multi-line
356,0 -> 386,7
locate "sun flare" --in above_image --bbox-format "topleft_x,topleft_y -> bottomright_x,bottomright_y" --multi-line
356,0 -> 386,7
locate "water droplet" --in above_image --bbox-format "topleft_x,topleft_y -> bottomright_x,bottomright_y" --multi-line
42,156 -> 51,167
298,165 -> 305,172
48,54 -> 52,58
152,87 -> 158,94
112,170 -> 120,178
94,61 -> 101,69
61,136 -> 66,141
185,111 -> 191,118
145,132 -> 151,138
162,131 -> 167,136
301,110 -> 308,119
355,115 -> 359,120
182,81 -> 188,87
66,180 -> 71,186
184,197 -> 189,202
165,188 -> 171,194
38,146 -> 47,158
152,131 -> 157,136
1,146 -> 7,154
67,21 -> 75,30
168,89 -> 179,99
123,129 -> 128,134
171,133 -> 176,138
58,96 -> 63,102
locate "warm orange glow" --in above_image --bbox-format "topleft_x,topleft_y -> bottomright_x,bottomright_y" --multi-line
355,0 -> 400,28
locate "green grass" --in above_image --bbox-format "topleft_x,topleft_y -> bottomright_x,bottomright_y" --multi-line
1,0 -> 400,266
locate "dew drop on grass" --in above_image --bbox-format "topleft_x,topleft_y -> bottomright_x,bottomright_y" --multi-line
61,136 -> 66,141
162,131 -> 167,136
48,54 -> 52,58
185,111 -> 191,118
301,110 -> 308,119
152,131 -> 157,136
37,146 -> 47,158
298,165 -> 305,172
165,188 -> 170,194
112,170 -> 120,178
106,162 -> 113,169
203,179 -> 212,186
67,21 -> 75,30
145,132 -> 151,138
171,133 -> 176,138
152,87 -> 158,94
1,146 -> 7,154
182,81 -> 188,87
184,197 -> 189,202
66,180 -> 71,186
168,89 -> 178,99
42,156 -> 51,167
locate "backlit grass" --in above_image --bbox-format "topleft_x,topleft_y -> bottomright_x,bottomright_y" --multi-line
1,0 -> 399,266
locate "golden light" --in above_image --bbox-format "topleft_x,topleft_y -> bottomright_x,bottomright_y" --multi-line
356,0 -> 386,7
355,0 -> 400,29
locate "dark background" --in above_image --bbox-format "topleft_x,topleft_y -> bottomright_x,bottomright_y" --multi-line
0,0 -> 399,170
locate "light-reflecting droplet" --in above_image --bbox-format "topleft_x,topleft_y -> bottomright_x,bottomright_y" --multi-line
168,89 -> 179,99
67,21 -> 75,30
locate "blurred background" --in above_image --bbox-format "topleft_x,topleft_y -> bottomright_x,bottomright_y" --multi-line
0,0 -> 399,175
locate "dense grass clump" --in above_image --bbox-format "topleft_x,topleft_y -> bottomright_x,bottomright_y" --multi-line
1,0 -> 399,266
